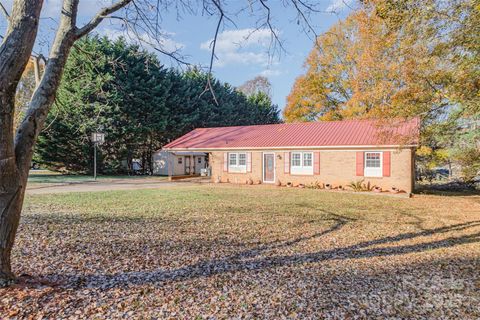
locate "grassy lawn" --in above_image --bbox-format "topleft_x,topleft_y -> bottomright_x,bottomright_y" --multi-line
2,185 -> 480,318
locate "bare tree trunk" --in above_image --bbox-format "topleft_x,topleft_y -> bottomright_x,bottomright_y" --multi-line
0,100 -> 25,283
5,18 -> 79,283
1,0 -> 78,286
0,0 -> 44,286
1,0 -> 132,287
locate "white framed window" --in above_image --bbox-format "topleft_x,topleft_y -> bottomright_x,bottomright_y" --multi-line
291,151 -> 313,175
364,152 -> 382,177
229,153 -> 237,166
228,152 -> 247,173
291,153 -> 301,167
239,153 -> 246,166
303,153 -> 312,167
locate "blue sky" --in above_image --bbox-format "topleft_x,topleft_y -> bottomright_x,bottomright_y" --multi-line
0,0 -> 353,111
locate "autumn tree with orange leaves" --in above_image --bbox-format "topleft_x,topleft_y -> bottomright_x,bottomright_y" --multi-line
284,0 -> 479,182
284,1 -> 453,123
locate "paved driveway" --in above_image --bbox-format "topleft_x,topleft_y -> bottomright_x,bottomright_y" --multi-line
26,177 -> 210,194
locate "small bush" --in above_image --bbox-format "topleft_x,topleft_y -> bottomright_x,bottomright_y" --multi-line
348,179 -> 373,192
306,181 -> 323,189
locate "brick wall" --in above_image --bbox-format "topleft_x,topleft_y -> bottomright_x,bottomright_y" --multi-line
210,148 -> 414,193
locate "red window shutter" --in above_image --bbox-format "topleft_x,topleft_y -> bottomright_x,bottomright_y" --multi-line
284,152 -> 290,174
223,153 -> 228,172
314,151 -> 320,175
356,151 -> 364,176
383,151 -> 391,177
247,152 -> 252,172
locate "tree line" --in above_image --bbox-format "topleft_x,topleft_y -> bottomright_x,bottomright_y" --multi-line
33,36 -> 280,174
284,0 -> 479,183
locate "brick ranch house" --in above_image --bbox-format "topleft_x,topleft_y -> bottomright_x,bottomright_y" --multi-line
163,118 -> 420,193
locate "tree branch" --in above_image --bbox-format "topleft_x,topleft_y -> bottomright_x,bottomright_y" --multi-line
75,0 -> 132,38
0,1 -> 42,96
289,0 -> 319,41
199,0 -> 223,105
0,1 -> 9,21
258,0 -> 284,52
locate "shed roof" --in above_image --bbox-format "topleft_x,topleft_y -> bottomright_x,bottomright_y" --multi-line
163,118 -> 420,150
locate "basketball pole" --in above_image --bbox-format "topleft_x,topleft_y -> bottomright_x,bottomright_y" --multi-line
94,142 -> 97,181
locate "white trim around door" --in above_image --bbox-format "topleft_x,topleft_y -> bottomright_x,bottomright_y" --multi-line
262,152 -> 276,183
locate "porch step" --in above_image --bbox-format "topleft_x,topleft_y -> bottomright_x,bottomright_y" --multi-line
168,174 -> 201,181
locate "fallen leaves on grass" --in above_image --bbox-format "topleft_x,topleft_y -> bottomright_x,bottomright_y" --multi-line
1,185 -> 480,318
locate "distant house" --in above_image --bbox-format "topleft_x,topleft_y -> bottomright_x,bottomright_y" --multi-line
163,118 -> 420,193
152,151 -> 207,176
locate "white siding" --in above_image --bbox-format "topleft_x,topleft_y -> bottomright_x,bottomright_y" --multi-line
152,151 -> 207,176
152,151 -> 171,175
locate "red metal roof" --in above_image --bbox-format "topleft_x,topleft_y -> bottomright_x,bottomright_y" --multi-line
163,118 -> 420,150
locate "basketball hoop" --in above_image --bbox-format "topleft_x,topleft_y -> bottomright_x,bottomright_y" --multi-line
91,132 -> 105,145
91,132 -> 105,180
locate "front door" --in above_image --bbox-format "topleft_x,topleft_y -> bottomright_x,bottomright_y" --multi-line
263,153 -> 275,183
185,156 -> 191,175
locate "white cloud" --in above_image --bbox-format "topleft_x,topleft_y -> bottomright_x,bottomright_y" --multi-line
260,69 -> 282,77
326,0 -> 355,12
200,28 -> 276,67
98,27 -> 185,54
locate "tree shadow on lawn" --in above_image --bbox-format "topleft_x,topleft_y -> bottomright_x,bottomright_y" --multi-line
57,217 -> 480,289
230,211 -> 357,260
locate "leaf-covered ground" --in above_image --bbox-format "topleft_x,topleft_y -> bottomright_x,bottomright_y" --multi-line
2,185 -> 480,319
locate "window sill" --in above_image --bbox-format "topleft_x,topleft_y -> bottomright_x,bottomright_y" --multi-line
290,167 -> 314,176
228,167 -> 247,174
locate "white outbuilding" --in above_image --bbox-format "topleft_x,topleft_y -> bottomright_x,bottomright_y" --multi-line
152,150 -> 207,176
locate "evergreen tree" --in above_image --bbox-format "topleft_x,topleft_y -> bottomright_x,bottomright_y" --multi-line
35,37 -> 281,174
36,37 -> 118,172
246,91 -> 281,125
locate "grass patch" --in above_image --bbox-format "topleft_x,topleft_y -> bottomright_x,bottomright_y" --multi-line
24,185 -> 401,217
6,185 -> 480,318
23,184 -> 480,228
